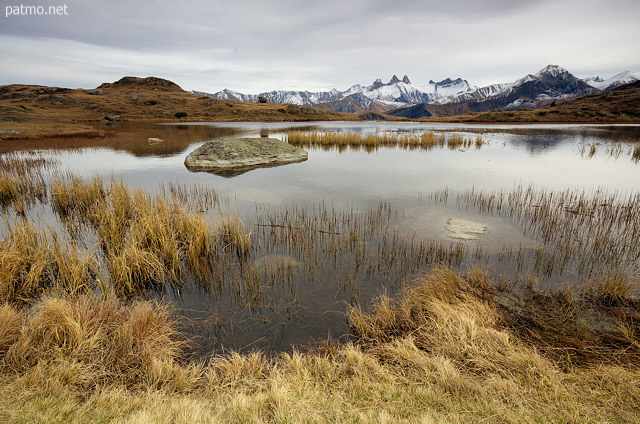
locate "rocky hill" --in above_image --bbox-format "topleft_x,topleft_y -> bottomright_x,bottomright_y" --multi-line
0,77 -> 345,139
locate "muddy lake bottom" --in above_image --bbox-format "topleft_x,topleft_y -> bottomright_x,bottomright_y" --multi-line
3,121 -> 640,354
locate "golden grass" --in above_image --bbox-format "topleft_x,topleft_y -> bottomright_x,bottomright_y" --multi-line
1,266 -> 639,423
1,174 -> 250,299
0,153 -> 49,214
0,155 -> 638,421
2,296 -> 188,391
286,130 -> 483,151
0,220 -> 96,302
633,144 -> 640,162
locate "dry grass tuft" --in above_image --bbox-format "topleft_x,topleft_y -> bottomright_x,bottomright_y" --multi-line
585,272 -> 639,307
632,144 -> 640,162
2,295 -> 186,390
0,303 -> 21,355
0,220 -> 96,302
1,266 -> 640,422
349,266 -> 558,387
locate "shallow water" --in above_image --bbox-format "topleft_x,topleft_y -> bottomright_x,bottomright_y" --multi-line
3,121 -> 640,353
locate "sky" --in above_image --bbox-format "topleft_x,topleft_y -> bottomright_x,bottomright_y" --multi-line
1,0 -> 639,93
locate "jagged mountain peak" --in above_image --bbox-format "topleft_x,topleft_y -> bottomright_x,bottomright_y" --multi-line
371,78 -> 384,89
202,64 -> 633,117
534,64 -> 572,79
371,75 -> 412,88
437,78 -> 464,86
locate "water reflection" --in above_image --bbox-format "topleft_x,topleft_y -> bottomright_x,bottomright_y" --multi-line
1,121 -> 638,354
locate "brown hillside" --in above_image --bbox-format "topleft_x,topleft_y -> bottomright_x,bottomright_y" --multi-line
0,77 -> 346,139
439,81 -> 640,123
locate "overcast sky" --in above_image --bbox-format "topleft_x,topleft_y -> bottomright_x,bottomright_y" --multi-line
1,0 -> 639,93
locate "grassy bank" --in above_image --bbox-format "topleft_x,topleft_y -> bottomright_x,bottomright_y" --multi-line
0,266 -> 638,423
0,151 -> 639,422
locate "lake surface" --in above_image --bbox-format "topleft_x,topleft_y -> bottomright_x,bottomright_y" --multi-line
4,121 -> 640,354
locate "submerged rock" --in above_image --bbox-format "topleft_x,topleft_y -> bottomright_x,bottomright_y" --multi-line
445,218 -> 487,240
253,255 -> 302,275
395,206 -> 538,252
184,137 -> 308,177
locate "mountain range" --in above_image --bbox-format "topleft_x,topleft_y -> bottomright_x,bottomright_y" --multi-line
198,65 -> 640,118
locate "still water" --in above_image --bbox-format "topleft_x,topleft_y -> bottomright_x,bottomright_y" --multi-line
7,121 -> 640,353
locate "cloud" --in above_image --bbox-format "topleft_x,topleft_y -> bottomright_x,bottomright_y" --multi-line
1,0 -> 639,92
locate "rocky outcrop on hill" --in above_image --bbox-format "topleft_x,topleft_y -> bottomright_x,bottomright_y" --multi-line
99,76 -> 183,91
184,137 -> 308,177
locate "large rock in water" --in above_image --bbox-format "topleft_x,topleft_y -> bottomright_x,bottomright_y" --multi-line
184,137 -> 308,177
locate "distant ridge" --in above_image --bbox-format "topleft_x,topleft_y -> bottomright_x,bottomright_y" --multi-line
199,65 -> 639,117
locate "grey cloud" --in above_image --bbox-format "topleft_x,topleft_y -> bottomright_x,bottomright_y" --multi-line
1,0 -> 639,92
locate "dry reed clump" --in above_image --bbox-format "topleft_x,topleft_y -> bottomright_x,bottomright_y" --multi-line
0,303 -> 21,354
0,156 -> 49,215
633,144 -> 640,162
345,266 -> 640,421
50,173 -> 106,218
47,176 -> 235,296
1,295 -> 192,391
348,266 -> 558,386
286,130 -> 482,152
217,215 -> 252,259
584,272 -> 639,307
0,220 -> 96,302
497,278 -> 640,366
2,173 -> 251,301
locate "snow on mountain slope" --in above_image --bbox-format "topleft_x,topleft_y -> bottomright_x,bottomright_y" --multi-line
583,71 -> 640,90
436,65 -> 596,106
205,74 -> 475,110
435,83 -> 511,104
201,65 -> 636,114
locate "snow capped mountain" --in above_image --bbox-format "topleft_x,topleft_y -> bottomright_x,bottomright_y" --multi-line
435,65 -> 596,108
435,83 -> 510,104
422,78 -> 477,98
203,74 -> 475,111
583,71 -> 640,90
200,65 -> 638,115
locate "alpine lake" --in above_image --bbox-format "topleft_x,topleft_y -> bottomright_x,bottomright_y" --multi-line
4,121 -> 640,356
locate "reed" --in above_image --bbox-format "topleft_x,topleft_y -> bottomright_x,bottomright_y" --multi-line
0,170 -> 47,215
286,130 -> 481,152
456,184 -> 640,278
160,181 -> 222,212
218,215 -> 252,259
585,272 -> 639,306
0,220 -> 96,302
0,303 -> 21,354
50,173 -> 106,218
633,144 -> 640,162
0,152 -> 54,215
50,176 -> 234,295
